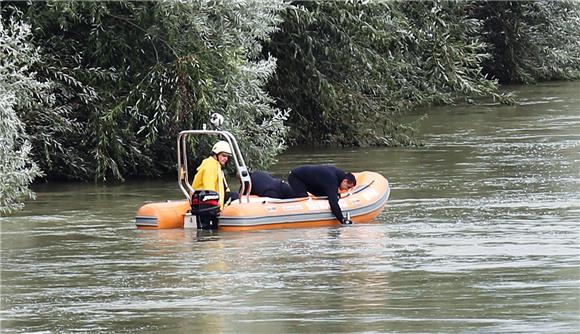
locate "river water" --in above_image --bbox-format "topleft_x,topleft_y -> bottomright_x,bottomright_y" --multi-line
1,81 -> 579,333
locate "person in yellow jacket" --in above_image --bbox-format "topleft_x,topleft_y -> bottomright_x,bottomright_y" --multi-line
192,141 -> 239,209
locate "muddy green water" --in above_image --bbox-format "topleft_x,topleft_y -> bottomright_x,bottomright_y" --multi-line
1,81 -> 579,333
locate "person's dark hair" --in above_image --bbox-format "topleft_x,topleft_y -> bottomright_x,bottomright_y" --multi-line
344,173 -> 356,186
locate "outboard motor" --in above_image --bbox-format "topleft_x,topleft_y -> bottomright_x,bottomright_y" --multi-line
190,190 -> 220,230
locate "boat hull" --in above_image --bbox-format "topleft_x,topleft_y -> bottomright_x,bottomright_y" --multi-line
135,200 -> 190,229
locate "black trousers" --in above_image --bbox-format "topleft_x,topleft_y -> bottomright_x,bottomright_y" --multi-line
288,173 -> 308,198
225,191 -> 239,204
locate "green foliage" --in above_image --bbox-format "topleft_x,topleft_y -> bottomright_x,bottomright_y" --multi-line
18,0 -> 288,181
471,0 -> 580,83
396,1 -> 503,103
0,14 -> 44,215
264,1 -> 507,146
4,0 -> 579,194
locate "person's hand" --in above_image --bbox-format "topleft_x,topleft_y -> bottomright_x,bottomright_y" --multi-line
342,218 -> 353,225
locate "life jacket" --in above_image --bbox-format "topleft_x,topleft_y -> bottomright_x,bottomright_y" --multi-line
192,156 -> 226,209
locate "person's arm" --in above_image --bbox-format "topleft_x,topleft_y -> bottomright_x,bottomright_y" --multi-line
202,162 -> 219,192
325,188 -> 345,223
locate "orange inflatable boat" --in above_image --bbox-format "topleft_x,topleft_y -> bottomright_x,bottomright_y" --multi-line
136,171 -> 390,231
135,129 -> 390,231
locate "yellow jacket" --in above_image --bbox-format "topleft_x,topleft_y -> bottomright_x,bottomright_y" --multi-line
192,157 -> 227,209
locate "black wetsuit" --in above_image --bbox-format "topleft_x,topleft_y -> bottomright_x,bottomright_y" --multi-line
288,165 -> 347,222
250,171 -> 295,199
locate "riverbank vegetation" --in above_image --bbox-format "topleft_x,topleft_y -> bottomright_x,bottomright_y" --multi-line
1,0 -> 579,214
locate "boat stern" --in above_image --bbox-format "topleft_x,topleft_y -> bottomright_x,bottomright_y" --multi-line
135,200 -> 190,229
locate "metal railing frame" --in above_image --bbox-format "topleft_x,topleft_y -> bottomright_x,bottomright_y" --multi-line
177,129 -> 252,204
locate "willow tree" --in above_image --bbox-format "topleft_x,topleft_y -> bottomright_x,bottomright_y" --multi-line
265,1 -> 505,147
0,14 -> 44,215
470,0 -> 580,83
16,0 -> 288,181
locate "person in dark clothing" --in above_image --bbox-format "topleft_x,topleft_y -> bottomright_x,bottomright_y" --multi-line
250,171 -> 296,199
288,165 -> 357,224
